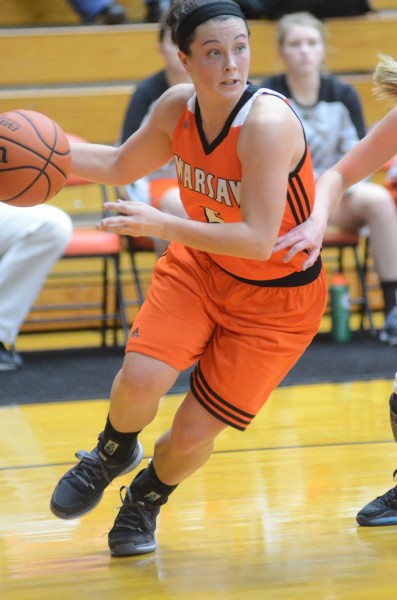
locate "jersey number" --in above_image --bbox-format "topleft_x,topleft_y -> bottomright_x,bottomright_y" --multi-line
203,207 -> 224,223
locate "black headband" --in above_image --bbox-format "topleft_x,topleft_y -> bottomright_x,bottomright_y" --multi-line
175,1 -> 246,50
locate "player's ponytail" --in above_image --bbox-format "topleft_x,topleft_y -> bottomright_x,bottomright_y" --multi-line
373,54 -> 397,103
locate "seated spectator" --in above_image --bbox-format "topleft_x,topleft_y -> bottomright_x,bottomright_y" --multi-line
0,203 -> 73,370
261,11 -> 397,344
66,0 -> 128,24
119,16 -> 189,256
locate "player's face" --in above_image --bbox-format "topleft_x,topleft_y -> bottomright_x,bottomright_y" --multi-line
179,18 -> 250,102
279,24 -> 325,76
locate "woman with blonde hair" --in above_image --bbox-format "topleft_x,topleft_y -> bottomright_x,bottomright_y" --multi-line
275,53 -> 397,527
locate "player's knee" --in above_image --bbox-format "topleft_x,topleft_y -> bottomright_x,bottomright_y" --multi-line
118,365 -> 157,398
118,358 -> 174,404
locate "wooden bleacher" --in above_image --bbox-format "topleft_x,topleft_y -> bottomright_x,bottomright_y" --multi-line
1,14 -> 397,146
0,0 -> 145,27
372,0 -> 397,9
1,9 -> 396,335
2,0 -> 396,27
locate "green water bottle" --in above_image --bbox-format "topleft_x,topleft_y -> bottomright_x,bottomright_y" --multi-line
330,273 -> 351,343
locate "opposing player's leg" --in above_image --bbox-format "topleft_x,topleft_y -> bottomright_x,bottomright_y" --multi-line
356,373 -> 397,526
50,353 -> 180,519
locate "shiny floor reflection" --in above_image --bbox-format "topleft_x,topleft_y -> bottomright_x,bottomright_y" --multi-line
1,379 -> 397,599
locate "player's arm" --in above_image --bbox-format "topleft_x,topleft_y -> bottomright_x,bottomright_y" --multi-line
99,95 -> 301,260
275,106 -> 397,268
330,106 -> 397,188
69,85 -> 189,185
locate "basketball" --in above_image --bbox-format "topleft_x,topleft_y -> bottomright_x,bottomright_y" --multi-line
0,109 -> 71,207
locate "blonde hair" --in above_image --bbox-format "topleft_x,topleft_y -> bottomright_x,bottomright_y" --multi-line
275,11 -> 326,48
373,54 -> 397,103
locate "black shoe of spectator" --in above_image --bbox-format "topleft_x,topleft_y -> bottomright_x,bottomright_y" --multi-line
0,342 -> 23,371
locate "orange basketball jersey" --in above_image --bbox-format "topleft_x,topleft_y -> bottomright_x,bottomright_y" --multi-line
172,84 -> 318,283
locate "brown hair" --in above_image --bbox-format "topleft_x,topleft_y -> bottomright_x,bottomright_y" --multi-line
166,0 -> 248,55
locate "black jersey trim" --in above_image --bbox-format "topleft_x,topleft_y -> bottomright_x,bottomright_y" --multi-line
287,173 -> 311,225
190,367 -> 252,431
216,255 -> 322,287
195,83 -> 255,155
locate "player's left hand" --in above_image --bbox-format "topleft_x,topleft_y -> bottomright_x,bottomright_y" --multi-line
98,200 -> 166,238
273,215 -> 326,270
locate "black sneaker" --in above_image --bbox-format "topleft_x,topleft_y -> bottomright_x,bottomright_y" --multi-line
50,439 -> 144,519
356,469 -> 397,526
0,342 -> 23,371
108,486 -> 159,556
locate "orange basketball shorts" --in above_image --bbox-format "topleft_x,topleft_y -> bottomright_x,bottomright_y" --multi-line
126,242 -> 327,431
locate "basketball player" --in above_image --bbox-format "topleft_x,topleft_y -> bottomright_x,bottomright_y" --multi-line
50,0 -> 328,556
274,54 -> 397,527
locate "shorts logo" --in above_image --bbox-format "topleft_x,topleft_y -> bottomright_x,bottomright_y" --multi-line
130,327 -> 140,338
104,439 -> 119,455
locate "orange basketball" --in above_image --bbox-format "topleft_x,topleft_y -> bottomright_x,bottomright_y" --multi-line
0,109 -> 71,207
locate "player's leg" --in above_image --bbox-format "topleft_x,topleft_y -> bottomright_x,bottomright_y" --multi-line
108,391 -> 227,556
107,265 -> 328,557
50,243 -> 216,521
50,353 -> 180,520
356,373 -> 397,526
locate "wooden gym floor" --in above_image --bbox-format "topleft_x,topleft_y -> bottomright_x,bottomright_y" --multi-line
2,359 -> 397,599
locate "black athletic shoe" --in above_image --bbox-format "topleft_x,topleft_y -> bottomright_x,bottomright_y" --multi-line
356,469 -> 397,526
108,486 -> 159,556
50,440 -> 144,519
